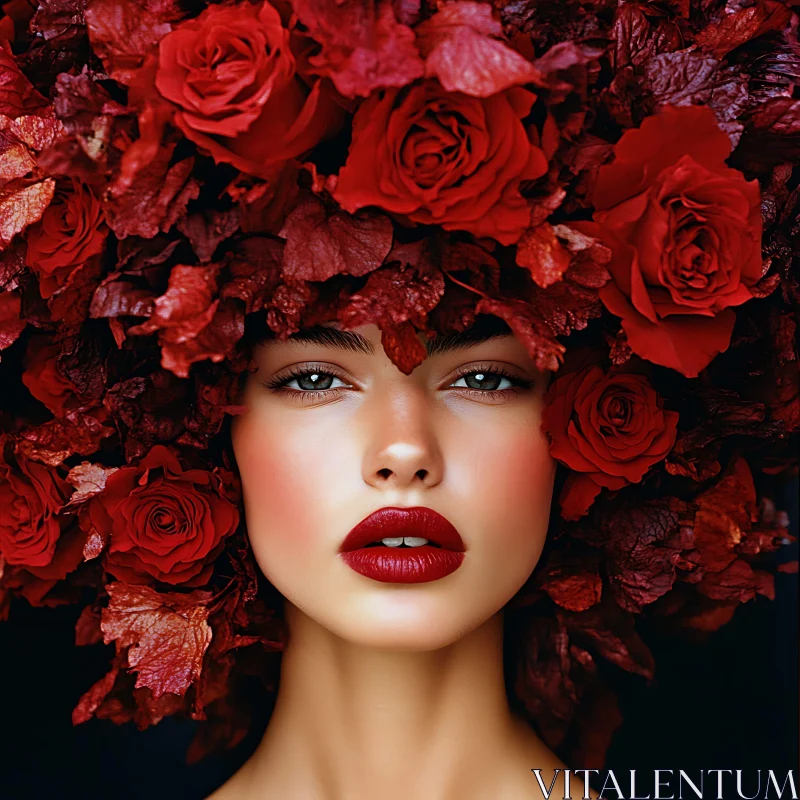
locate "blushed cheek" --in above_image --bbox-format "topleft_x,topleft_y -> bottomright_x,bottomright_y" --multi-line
473,429 -> 555,549
232,414 -> 321,558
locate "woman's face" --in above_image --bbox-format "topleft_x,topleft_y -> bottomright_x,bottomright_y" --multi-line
231,321 -> 556,649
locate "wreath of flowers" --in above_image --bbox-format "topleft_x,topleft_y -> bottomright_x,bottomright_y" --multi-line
0,0 -> 797,769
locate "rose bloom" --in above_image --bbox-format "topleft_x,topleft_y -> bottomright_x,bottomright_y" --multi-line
21,336 -> 76,417
148,0 -> 340,178
0,452 -> 69,568
83,445 -> 239,586
2,526 -> 86,607
592,105 -> 763,378
25,178 -> 107,299
333,81 -> 548,245
541,362 -> 679,520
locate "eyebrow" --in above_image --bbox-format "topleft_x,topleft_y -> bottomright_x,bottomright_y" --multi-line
278,324 -> 513,357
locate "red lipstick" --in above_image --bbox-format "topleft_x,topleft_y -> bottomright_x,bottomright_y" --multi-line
339,507 -> 466,584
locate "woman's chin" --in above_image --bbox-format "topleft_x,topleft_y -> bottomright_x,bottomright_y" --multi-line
285,594 -> 494,651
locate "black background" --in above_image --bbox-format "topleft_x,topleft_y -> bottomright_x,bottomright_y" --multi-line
1,480 -> 797,800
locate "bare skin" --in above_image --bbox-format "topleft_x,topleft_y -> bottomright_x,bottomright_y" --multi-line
210,321 -> 601,800
209,608 -> 575,800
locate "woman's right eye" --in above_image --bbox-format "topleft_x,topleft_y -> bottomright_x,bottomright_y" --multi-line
279,370 -> 347,392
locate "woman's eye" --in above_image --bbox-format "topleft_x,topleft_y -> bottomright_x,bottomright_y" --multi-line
450,371 -> 515,391
285,371 -> 347,391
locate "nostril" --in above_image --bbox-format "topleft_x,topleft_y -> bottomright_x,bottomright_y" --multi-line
377,468 -> 392,480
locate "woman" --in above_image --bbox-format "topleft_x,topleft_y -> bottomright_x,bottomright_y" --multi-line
0,0 -> 795,797
214,317 -> 570,799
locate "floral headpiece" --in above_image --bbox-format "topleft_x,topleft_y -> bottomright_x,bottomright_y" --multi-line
0,0 -> 797,768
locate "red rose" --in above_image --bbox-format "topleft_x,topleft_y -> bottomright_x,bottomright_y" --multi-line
2,526 -> 85,607
22,337 -> 76,416
592,105 -> 763,378
0,452 -> 69,568
541,363 -> 679,520
84,445 -> 239,586
25,178 -> 107,300
140,0 -> 340,178
333,80 -> 548,245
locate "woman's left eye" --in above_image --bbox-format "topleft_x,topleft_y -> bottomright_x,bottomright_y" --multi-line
450,371 -> 515,391
283,371 -> 347,391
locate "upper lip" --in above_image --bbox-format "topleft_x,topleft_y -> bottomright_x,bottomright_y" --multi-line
339,507 -> 466,552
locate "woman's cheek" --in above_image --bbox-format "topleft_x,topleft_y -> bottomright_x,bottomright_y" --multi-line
233,408 -> 358,563
457,423 -> 554,553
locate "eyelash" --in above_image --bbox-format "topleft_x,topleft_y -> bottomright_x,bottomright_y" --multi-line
262,362 -> 534,403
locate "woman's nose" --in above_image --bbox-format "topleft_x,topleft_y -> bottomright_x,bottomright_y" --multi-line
361,387 -> 444,490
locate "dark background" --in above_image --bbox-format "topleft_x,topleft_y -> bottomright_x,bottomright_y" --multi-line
1,480 -> 797,800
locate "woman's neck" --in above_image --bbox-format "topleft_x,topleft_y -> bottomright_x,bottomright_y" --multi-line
215,603 -> 566,800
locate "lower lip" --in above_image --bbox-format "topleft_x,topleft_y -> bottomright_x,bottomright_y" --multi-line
340,546 -> 465,583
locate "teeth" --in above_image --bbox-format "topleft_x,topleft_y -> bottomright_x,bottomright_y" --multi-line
380,537 -> 429,547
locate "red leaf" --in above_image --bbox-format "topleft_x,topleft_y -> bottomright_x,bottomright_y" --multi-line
474,249 -> 610,374
0,40 -> 49,117
0,176 -> 55,248
337,240 -> 445,373
476,296 -> 566,372
0,289 -> 24,353
279,197 -> 394,283
415,2 -> 544,97
16,412 -> 115,466
292,0 -> 424,98
101,582 -> 214,699
516,223 -> 571,288
379,320 -> 428,375
82,529 -> 105,561
560,602 -> 656,679
157,300 -> 244,379
592,496 -> 697,613
612,3 -> 683,70
749,97 -> 800,138
75,604 -> 103,646
640,51 -> 749,146
89,278 -> 156,320
85,0 -> 184,86
127,264 -> 245,378
695,0 -> 792,59
220,236 -> 283,314
266,281 -> 318,339
72,652 -> 125,725
128,263 -> 218,341
698,559 -> 775,603
65,461 -> 119,507
104,147 -> 200,240
539,547 -> 603,612
177,207 -> 242,264
691,456 -> 757,572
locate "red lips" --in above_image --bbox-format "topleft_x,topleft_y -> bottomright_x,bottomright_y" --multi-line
339,507 -> 466,584
339,507 -> 466,552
